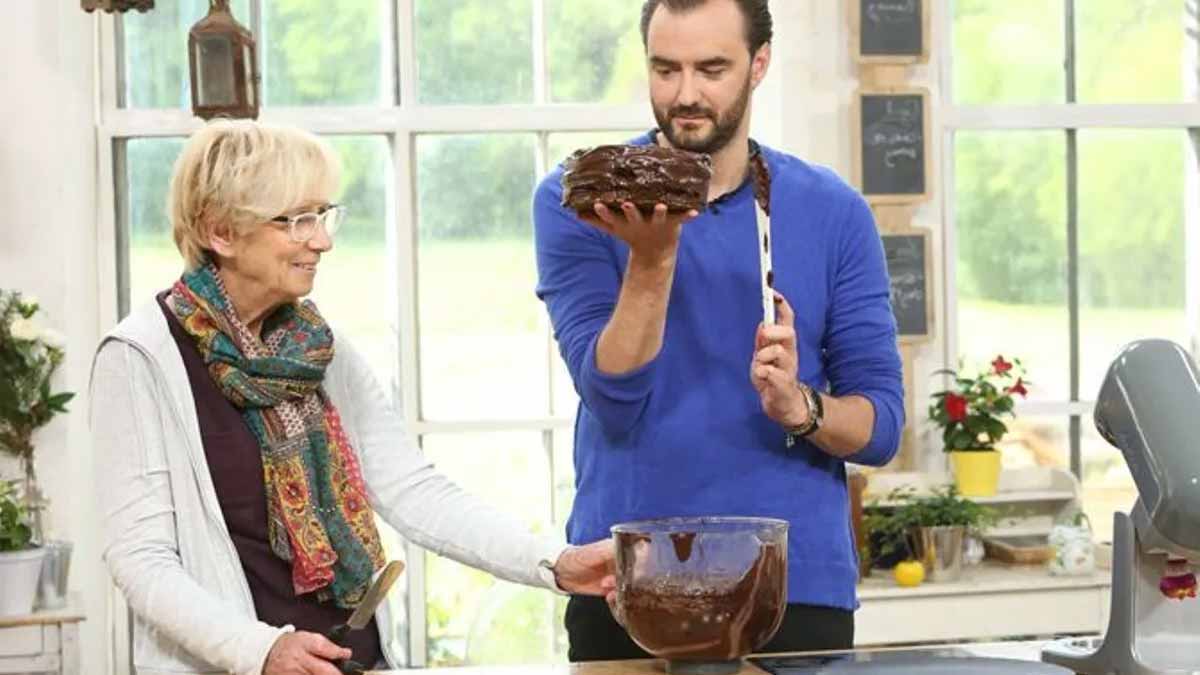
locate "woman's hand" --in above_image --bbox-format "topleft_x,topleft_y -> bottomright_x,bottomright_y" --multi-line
552,538 -> 616,598
264,632 -> 351,675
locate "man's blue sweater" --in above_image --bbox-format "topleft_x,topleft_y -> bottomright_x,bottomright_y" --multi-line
533,132 -> 904,610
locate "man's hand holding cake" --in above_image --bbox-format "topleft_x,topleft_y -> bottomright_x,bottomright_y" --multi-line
561,144 -> 710,268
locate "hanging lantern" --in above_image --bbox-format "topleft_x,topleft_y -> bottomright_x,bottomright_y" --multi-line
188,0 -> 260,120
81,0 -> 154,11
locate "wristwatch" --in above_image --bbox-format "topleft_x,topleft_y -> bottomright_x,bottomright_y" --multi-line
785,383 -> 824,447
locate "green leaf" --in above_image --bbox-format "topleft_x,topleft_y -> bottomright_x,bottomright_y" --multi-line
942,425 -> 957,444
950,429 -> 974,450
986,418 -> 1008,442
46,392 -> 74,411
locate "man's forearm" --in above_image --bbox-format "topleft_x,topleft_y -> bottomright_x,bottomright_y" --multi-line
808,393 -> 875,458
595,254 -> 677,374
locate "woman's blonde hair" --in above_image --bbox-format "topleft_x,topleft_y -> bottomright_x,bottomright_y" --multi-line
168,119 -> 341,270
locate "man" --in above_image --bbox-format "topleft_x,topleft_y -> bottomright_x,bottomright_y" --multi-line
533,0 -> 904,661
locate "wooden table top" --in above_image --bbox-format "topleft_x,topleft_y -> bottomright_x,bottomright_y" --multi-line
367,640 -> 1054,674
0,593 -> 85,629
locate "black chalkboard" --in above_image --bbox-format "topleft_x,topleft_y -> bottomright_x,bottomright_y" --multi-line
859,0 -> 923,58
859,92 -> 927,199
882,233 -> 929,338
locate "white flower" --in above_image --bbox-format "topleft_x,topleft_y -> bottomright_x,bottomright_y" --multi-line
9,318 -> 40,341
21,295 -> 39,310
39,328 -> 66,349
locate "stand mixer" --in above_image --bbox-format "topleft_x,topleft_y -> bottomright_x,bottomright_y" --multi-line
1042,339 -> 1200,674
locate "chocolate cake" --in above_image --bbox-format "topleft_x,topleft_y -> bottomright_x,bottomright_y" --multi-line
561,144 -> 713,217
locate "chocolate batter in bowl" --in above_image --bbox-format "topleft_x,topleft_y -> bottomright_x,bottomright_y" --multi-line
611,517 -> 789,675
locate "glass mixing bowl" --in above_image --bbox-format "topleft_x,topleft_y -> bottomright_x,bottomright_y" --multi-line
611,516 -> 789,674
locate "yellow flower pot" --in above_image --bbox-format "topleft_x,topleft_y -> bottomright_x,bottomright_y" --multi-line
949,449 -> 1001,497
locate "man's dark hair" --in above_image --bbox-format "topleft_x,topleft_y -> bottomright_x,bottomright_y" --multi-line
640,0 -> 773,55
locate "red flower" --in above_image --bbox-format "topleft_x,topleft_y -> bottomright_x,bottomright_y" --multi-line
943,393 -> 968,422
1160,572 -> 1198,600
1007,378 -> 1028,397
991,355 -> 1013,375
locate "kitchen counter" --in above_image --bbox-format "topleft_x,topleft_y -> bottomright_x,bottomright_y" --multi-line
858,562 -> 1110,599
366,640 -> 1061,674
855,562 -> 1110,644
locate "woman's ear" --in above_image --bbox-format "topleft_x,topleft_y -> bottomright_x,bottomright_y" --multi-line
206,222 -> 236,259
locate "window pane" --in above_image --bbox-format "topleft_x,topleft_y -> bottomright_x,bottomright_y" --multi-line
122,0 -> 250,109
124,138 -> 187,302
952,0 -> 1063,104
262,0 -> 390,106
547,0 -> 647,104
547,130 -> 643,171
1081,416 -> 1136,544
551,427 -> 575,529
415,0 -> 533,104
309,136 -> 396,378
1078,130 -> 1188,400
1077,2 -> 1190,104
995,416 -> 1069,472
549,428 -> 574,659
954,131 -> 1068,401
421,432 -> 555,665
415,134 -> 548,420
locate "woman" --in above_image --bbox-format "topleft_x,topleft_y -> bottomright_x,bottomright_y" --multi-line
90,120 -> 614,675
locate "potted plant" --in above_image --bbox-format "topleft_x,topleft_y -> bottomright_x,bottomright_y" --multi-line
864,485 -> 995,583
0,479 -> 44,615
929,355 -> 1029,496
0,290 -> 74,543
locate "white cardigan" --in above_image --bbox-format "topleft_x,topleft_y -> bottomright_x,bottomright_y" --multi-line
90,300 -> 567,674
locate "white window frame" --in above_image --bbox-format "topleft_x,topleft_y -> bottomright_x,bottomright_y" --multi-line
937,0 -> 1200,474
94,0 -> 653,666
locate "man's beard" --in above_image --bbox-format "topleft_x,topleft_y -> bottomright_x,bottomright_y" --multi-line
654,74 -> 752,155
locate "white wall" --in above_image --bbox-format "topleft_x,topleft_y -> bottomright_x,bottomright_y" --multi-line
0,0 -> 106,667
0,2 -> 948,672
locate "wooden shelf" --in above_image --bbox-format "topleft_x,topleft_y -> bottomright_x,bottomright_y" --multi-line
869,489 -> 1075,508
972,489 -> 1075,505
859,562 -> 1109,599
983,524 -> 1053,538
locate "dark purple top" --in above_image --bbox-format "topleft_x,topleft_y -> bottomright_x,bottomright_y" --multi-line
157,293 -> 384,667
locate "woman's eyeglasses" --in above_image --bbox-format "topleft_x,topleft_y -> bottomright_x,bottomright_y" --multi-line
269,203 -> 346,243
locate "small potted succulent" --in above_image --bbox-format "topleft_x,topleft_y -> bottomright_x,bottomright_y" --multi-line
865,485 -> 995,584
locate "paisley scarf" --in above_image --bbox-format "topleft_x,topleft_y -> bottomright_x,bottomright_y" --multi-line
167,262 -> 384,607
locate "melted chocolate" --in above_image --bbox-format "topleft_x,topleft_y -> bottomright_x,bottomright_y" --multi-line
670,532 -> 697,563
561,144 -> 713,216
617,538 -> 786,662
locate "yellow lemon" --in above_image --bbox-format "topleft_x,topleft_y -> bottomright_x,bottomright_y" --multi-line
893,560 -> 925,587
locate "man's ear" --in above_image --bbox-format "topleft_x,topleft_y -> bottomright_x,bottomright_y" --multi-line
750,42 -> 771,89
